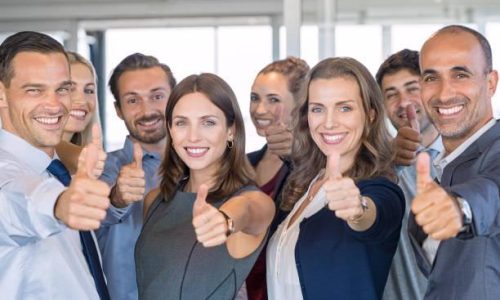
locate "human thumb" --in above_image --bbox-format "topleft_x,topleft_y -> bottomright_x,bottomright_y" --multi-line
416,152 -> 432,194
76,143 -> 98,178
133,143 -> 143,169
406,104 -> 420,133
193,184 -> 209,217
326,152 -> 341,180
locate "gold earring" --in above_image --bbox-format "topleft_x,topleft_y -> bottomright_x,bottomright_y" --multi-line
227,140 -> 233,149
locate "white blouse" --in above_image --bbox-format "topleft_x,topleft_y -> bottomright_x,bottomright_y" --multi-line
266,173 -> 326,300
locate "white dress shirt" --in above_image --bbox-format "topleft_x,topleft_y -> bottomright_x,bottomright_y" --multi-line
267,173 -> 325,300
423,119 -> 496,264
0,129 -> 100,300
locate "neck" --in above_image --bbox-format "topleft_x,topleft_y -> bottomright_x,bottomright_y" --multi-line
421,125 -> 440,148
131,137 -> 166,156
442,117 -> 493,155
186,169 -> 215,193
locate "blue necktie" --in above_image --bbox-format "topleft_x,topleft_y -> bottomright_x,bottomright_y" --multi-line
47,159 -> 110,300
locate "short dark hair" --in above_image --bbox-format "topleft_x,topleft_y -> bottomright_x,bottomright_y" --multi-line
375,49 -> 420,87
108,53 -> 176,107
0,31 -> 66,87
434,25 -> 493,73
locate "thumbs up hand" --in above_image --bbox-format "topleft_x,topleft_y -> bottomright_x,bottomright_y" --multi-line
55,144 -> 111,230
265,104 -> 293,157
411,152 -> 462,240
392,104 -> 423,166
192,184 -> 230,247
88,124 -> 107,179
112,143 -> 146,208
323,153 -> 368,223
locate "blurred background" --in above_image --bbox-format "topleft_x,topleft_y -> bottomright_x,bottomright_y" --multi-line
1,0 -> 499,152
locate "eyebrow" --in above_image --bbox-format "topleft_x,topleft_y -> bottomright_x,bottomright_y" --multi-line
451,66 -> 473,74
309,99 -> 355,106
172,114 -> 220,119
21,80 -> 72,89
404,80 -> 419,87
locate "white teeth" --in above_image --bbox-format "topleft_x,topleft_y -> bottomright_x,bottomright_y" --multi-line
139,120 -> 158,126
70,110 -> 86,117
256,119 -> 272,126
438,106 -> 463,115
186,147 -> 208,154
323,134 -> 343,142
35,117 -> 59,125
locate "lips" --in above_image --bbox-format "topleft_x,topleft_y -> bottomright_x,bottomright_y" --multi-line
34,115 -> 63,130
185,147 -> 209,158
254,118 -> 272,128
136,115 -> 163,130
69,109 -> 88,120
321,133 -> 346,144
437,105 -> 464,116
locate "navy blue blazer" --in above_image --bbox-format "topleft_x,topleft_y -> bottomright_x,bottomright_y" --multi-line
292,177 -> 404,300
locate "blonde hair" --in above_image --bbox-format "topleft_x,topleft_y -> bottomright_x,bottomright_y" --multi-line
66,51 -> 102,146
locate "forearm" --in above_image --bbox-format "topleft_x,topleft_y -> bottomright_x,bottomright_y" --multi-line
220,191 -> 275,236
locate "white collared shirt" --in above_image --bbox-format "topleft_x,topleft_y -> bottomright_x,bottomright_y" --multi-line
267,172 -> 325,300
423,119 -> 496,264
0,129 -> 100,300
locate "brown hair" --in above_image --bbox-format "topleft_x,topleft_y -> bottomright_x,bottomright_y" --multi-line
281,57 -> 395,211
257,56 -> 310,103
0,31 -> 67,87
108,53 -> 176,108
159,73 -> 255,202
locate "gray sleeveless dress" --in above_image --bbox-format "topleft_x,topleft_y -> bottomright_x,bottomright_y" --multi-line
135,185 -> 265,300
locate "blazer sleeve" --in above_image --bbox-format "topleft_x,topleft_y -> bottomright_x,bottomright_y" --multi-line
348,177 -> 405,243
446,140 -> 500,237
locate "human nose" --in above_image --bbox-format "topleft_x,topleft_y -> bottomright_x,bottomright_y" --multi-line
254,100 -> 268,115
188,124 -> 201,142
324,108 -> 337,129
436,77 -> 456,102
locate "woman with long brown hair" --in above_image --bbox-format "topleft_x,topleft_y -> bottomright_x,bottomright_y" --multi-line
267,57 -> 405,300
135,73 -> 275,299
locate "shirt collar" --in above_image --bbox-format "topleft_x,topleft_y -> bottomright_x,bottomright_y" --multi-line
0,129 -> 52,174
123,135 -> 162,160
435,118 -> 496,170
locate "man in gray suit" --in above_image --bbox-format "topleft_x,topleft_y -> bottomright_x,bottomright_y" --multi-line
409,25 -> 500,299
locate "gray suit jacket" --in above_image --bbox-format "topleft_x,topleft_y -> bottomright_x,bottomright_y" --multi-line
409,120 -> 500,300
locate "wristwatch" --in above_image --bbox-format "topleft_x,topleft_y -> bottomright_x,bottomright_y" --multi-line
456,197 -> 473,232
219,210 -> 235,237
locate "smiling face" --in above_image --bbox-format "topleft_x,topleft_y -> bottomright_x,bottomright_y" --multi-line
0,52 -> 71,156
64,62 -> 96,135
420,30 -> 497,150
169,92 -> 233,179
381,69 -> 432,133
308,77 -> 367,172
115,66 -> 171,145
250,72 -> 295,135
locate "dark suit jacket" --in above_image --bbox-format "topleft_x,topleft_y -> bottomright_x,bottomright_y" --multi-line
409,120 -> 500,300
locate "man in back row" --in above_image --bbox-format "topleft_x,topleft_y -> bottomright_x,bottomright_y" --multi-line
0,31 -> 110,299
376,49 -> 442,300
97,53 -> 176,300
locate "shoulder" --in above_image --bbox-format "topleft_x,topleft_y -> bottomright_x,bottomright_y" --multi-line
357,177 -> 404,203
0,150 -> 30,186
144,187 -> 162,217
247,145 -> 267,166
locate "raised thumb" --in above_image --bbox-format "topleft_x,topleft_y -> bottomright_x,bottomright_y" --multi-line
133,143 -> 143,169
76,143 -> 98,178
406,104 -> 420,133
416,152 -> 432,193
326,152 -> 341,180
193,184 -> 209,216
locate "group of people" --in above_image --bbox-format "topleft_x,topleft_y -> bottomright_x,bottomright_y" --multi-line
0,23 -> 498,300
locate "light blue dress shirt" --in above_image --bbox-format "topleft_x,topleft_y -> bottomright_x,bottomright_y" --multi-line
0,129 -> 100,300
97,136 -> 161,300
382,136 -> 444,300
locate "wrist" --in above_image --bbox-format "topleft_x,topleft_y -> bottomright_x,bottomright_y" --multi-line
219,209 -> 235,236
